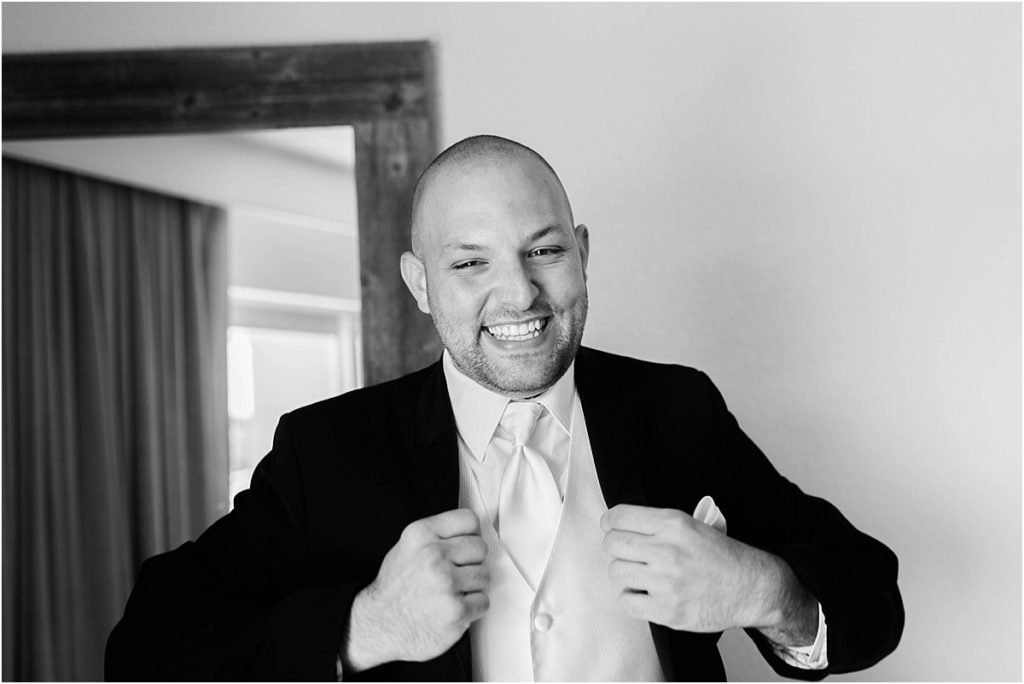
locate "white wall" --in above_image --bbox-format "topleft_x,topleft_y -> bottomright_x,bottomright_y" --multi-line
228,208 -> 359,301
4,3 -> 1019,680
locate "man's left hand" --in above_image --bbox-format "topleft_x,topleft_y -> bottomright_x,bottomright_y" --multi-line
600,504 -> 816,644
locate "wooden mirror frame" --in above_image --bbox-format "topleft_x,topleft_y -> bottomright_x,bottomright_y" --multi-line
2,41 -> 443,386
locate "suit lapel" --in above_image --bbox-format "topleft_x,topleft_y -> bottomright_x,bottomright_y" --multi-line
576,349 -> 692,680
575,348 -> 649,508
408,359 -> 461,519
405,360 -> 472,680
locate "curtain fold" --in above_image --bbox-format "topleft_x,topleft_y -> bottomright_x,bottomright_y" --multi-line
2,157 -> 229,681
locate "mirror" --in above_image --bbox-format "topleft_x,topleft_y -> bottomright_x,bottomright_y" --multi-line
2,41 -> 443,384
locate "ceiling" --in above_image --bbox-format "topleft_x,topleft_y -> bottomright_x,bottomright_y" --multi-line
2,126 -> 357,224
219,127 -> 355,171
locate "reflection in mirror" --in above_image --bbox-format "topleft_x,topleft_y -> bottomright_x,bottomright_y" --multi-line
3,126 -> 362,506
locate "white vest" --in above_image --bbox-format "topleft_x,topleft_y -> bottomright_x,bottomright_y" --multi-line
459,395 -> 665,682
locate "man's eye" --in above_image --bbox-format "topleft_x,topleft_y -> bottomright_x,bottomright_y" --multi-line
529,247 -> 564,258
453,260 -> 484,270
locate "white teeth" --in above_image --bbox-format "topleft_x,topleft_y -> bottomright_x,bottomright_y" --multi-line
486,318 -> 547,341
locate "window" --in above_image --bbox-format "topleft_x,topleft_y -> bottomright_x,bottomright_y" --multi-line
226,287 -> 361,504
222,158 -> 361,505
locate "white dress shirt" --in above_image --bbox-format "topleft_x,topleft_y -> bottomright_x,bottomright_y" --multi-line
444,352 -> 575,509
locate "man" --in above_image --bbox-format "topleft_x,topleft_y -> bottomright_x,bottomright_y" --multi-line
106,135 -> 903,681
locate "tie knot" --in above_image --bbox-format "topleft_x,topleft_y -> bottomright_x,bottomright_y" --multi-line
500,401 -> 544,446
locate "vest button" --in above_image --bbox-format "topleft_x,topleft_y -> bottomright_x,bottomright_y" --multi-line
533,613 -> 553,632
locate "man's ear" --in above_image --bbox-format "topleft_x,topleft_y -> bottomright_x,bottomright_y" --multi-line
400,251 -> 431,314
574,223 -> 590,278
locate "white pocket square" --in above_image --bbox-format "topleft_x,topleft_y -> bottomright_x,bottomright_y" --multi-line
693,495 -> 727,534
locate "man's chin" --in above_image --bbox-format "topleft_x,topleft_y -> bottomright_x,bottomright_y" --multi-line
479,358 -> 570,398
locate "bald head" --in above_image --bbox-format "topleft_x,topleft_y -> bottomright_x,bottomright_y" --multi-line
410,135 -> 574,257
399,134 -> 589,398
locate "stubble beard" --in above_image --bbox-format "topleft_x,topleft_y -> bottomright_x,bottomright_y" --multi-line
432,294 -> 588,399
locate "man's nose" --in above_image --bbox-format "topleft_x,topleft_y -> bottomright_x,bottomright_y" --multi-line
495,260 -> 539,311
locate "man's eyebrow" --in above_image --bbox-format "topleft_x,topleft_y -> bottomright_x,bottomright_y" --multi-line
441,225 -> 567,253
528,225 -> 570,242
442,242 -> 485,253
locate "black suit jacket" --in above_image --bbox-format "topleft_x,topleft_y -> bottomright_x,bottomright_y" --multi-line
106,347 -> 903,681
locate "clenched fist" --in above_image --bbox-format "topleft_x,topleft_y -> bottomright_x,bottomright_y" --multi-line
343,509 -> 490,671
601,504 -> 817,646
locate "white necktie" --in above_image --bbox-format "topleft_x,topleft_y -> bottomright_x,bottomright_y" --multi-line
495,401 -> 562,590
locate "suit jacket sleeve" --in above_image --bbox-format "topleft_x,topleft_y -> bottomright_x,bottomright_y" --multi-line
696,371 -> 905,679
105,412 -> 362,681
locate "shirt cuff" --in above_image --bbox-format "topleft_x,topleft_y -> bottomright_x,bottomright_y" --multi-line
770,602 -> 828,670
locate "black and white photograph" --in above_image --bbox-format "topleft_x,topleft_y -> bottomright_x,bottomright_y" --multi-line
1,2 -> 1020,681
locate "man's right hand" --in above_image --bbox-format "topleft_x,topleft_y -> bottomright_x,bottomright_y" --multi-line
342,508 -> 490,672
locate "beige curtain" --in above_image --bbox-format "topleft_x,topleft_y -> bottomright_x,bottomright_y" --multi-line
2,157 -> 229,681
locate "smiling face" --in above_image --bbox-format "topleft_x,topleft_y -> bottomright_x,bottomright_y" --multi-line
401,150 -> 589,399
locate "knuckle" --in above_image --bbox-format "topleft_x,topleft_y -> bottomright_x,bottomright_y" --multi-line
403,519 -> 428,542
463,537 -> 485,561
665,509 -> 686,530
457,597 -> 478,623
668,577 -> 687,602
442,596 -> 464,623
665,544 -> 684,567
454,536 -> 474,555
453,508 -> 479,533
423,543 -> 447,569
442,572 -> 458,593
